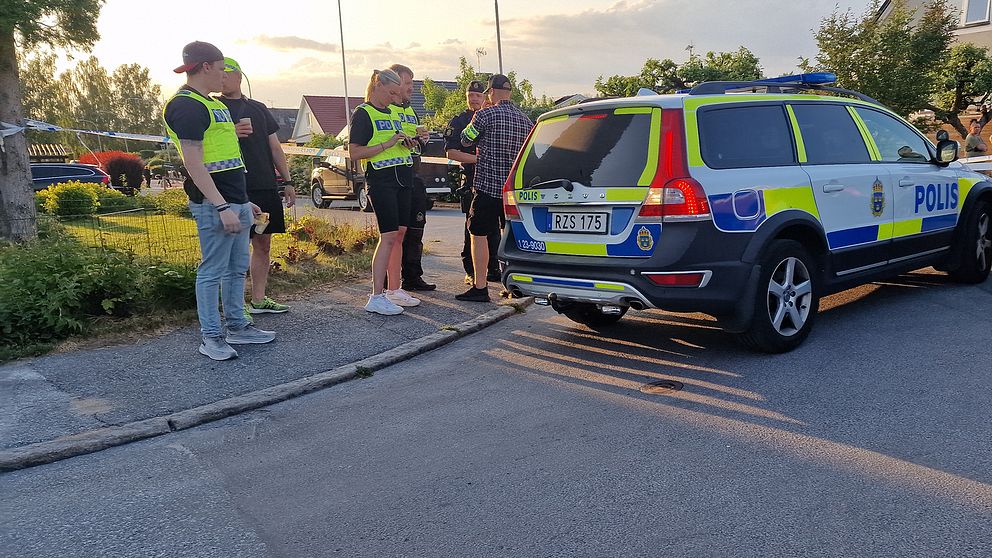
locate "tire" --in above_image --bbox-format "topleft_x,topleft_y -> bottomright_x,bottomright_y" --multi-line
562,302 -> 627,330
426,197 -> 436,211
737,239 -> 819,353
947,201 -> 992,284
311,182 -> 330,209
358,185 -> 373,213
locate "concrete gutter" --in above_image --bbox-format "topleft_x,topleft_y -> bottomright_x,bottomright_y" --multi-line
0,299 -> 532,473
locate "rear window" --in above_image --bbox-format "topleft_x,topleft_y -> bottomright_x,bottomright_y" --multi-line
520,109 -> 655,188
698,105 -> 796,169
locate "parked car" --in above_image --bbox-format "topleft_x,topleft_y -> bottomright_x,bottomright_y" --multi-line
310,134 -> 453,212
500,73 -> 991,353
30,163 -> 110,191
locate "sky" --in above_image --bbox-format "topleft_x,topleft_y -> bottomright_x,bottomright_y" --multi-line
67,0 -> 873,108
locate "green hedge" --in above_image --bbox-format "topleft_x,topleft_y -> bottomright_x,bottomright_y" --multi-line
0,238 -> 196,349
35,181 -> 141,216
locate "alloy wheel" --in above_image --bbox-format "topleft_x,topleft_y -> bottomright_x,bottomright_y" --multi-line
767,257 -> 813,337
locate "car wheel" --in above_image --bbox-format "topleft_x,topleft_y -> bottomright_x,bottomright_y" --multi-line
737,239 -> 819,353
561,302 -> 627,330
948,200 -> 992,284
311,182 -> 330,209
358,185 -> 373,213
426,197 -> 436,211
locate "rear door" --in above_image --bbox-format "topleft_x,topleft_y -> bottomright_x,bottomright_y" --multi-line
852,106 -> 960,263
789,102 -> 894,274
510,106 -> 662,257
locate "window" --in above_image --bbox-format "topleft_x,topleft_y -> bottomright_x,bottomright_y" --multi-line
697,105 -> 796,169
520,110 -> 654,188
854,108 -> 932,164
791,104 -> 871,165
964,0 -> 990,24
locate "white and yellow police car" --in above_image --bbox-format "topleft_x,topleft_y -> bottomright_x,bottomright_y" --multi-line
499,73 -> 992,353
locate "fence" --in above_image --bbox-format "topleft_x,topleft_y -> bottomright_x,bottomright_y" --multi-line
56,207 -> 203,267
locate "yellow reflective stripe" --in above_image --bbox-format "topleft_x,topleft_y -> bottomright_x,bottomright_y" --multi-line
684,109 -> 704,167
763,186 -> 820,220
785,105 -> 807,163
604,188 -> 649,202
877,222 -> 894,241
542,114 -> 569,124
514,129 -> 537,190
594,282 -> 626,291
544,242 -> 608,256
847,106 -> 881,161
959,177 -> 981,212
510,274 -> 533,283
637,109 -> 662,186
892,218 -> 923,237
463,123 -> 480,141
614,107 -> 653,115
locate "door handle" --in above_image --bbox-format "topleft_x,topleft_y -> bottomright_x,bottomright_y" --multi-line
822,184 -> 845,193
898,179 -> 915,188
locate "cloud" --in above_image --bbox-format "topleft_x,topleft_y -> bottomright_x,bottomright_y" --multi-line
250,35 -> 339,53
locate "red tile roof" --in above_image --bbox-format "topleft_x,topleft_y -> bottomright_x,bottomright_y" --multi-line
304,95 -> 365,136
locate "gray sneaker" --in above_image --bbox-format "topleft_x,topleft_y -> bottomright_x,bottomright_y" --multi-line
199,336 -> 238,360
226,324 -> 276,345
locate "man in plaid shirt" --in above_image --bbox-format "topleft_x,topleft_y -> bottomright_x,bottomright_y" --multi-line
457,74 -> 534,302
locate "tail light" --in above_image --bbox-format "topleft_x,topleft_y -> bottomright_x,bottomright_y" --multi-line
643,271 -> 708,287
638,109 -> 710,221
502,127 -> 536,221
100,174 -> 110,184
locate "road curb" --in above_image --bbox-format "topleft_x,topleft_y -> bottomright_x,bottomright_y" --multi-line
0,298 -> 533,473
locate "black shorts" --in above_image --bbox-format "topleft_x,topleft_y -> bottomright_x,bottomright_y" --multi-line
369,179 -> 412,233
248,188 -> 286,236
467,191 -> 504,236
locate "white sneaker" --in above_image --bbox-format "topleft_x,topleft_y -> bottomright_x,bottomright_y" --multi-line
365,293 -> 403,315
385,288 -> 421,307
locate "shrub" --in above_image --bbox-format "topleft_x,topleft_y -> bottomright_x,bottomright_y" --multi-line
96,187 -> 140,213
41,181 -> 100,217
152,188 -> 192,217
139,264 -> 197,310
146,157 -> 167,175
79,151 -> 144,192
139,149 -> 156,160
0,240 -> 138,345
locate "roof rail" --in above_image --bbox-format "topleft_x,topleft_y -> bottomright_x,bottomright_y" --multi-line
686,73 -> 881,105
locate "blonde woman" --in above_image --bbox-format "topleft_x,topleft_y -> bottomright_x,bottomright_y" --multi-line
349,69 -> 421,315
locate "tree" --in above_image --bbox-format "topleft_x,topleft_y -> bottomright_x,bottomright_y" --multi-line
421,57 -> 555,129
808,0 -> 992,138
594,47 -> 763,97
0,0 -> 105,241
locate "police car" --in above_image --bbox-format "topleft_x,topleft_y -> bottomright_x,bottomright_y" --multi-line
499,73 -> 992,353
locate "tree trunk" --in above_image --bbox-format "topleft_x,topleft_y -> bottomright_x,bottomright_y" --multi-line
0,29 -> 37,241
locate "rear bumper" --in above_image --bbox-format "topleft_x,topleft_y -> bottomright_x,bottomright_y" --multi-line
500,220 -> 755,316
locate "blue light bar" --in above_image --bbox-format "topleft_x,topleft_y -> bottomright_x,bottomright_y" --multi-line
762,72 -> 837,85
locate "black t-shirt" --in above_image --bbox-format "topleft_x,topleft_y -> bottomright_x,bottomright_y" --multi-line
350,104 -> 413,187
217,96 -> 280,191
445,109 -> 476,184
163,86 -> 248,204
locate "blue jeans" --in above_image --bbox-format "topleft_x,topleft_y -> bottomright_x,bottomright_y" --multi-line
189,202 -> 252,338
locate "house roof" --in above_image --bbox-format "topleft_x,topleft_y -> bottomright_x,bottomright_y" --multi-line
268,107 -> 298,143
304,95 -> 365,137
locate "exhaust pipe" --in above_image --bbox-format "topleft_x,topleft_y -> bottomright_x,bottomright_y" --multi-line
600,305 -> 623,316
628,299 -> 646,311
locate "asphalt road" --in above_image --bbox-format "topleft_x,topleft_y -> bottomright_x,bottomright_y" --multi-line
2,266 -> 990,557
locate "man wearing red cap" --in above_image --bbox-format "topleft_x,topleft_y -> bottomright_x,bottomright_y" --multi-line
163,41 -> 276,361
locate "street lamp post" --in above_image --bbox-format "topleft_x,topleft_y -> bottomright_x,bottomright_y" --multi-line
495,0 -> 504,74
338,0 -> 351,132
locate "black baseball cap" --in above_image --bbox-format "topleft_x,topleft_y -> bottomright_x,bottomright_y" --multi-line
173,41 -> 224,73
466,80 -> 485,93
485,74 -> 512,93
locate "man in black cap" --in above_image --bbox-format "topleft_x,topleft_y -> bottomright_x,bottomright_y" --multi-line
163,41 -> 275,361
446,80 -> 500,286
457,74 -> 534,302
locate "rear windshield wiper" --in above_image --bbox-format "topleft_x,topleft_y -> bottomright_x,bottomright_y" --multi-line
527,178 -> 586,192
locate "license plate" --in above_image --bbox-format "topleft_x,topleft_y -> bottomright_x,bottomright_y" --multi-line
549,212 -> 609,234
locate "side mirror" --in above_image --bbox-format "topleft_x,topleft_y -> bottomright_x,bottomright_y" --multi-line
317,161 -> 331,168
936,130 -> 949,142
935,140 -> 959,164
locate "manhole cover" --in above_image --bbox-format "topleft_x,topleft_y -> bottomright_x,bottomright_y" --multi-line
639,380 -> 684,394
